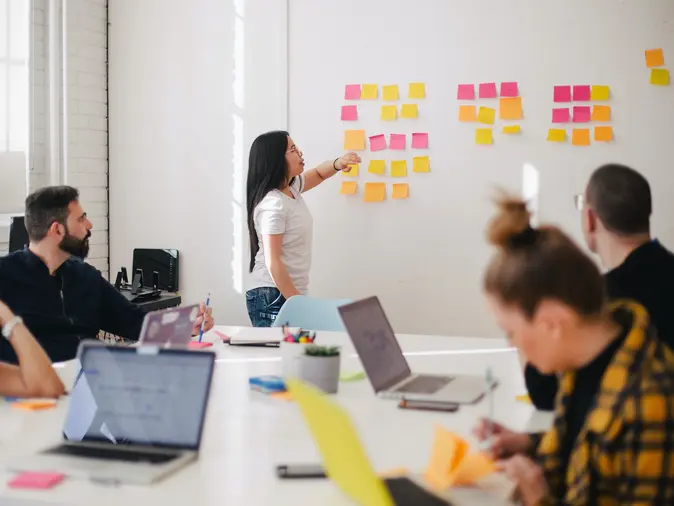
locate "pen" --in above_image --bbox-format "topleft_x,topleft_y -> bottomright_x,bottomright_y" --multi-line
198,293 -> 210,343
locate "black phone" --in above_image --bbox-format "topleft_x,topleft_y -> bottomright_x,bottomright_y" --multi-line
276,464 -> 326,479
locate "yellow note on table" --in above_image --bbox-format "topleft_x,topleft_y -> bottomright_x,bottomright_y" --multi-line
477,106 -> 495,125
339,181 -> 358,195
368,160 -> 386,175
390,160 -> 407,177
392,183 -> 409,199
458,105 -> 476,122
287,379 -> 395,506
594,126 -> 613,142
400,104 -> 418,119
592,105 -> 611,122
361,84 -> 378,99
341,163 -> 359,177
650,68 -> 670,86
475,128 -> 493,145
572,128 -> 591,146
591,85 -> 610,101
412,156 -> 430,173
344,130 -> 366,151
502,125 -> 520,134
499,97 -> 522,120
364,182 -> 386,202
408,82 -> 426,99
383,85 -> 399,101
547,129 -> 566,142
381,105 -> 397,121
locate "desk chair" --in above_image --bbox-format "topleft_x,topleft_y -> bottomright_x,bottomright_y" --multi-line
8,216 -> 28,253
272,295 -> 352,332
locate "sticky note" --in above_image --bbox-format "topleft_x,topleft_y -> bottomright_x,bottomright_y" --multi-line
650,68 -> 670,86
361,84 -> 378,99
390,160 -> 407,177
451,453 -> 497,487
479,82 -> 497,99
341,105 -> 358,121
499,97 -> 522,120
344,84 -> 361,100
591,85 -> 610,101
344,130 -> 366,150
408,82 -> 425,99
339,182 -> 358,195
573,85 -> 591,101
392,183 -> 409,199
572,128 -> 591,146
475,128 -> 493,145
9,472 -> 65,489
500,82 -> 519,97
413,156 -> 430,173
553,85 -> 571,103
381,105 -> 397,121
594,126 -> 613,142
645,48 -> 665,68
502,125 -> 520,134
547,129 -> 566,142
573,106 -> 591,123
458,105 -> 476,122
515,394 -> 531,404
11,400 -> 57,411
592,105 -> 611,122
457,84 -> 475,100
383,85 -> 399,101
369,134 -> 387,152
340,371 -> 366,382
552,108 -> 570,123
270,391 -> 293,401
364,183 -> 386,202
477,107 -> 495,125
411,133 -> 428,149
342,163 -> 359,176
400,104 -> 418,119
188,341 -> 213,349
389,134 -> 406,150
368,160 -> 386,175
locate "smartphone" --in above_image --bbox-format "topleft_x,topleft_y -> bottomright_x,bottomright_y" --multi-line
398,399 -> 459,412
276,464 -> 326,479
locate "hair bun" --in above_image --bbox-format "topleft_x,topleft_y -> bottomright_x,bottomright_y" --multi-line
486,192 -> 535,249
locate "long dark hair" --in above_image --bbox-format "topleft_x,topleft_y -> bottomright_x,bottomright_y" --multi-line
247,130 -> 292,272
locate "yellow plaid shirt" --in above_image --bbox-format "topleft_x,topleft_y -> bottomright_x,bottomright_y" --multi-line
532,301 -> 674,506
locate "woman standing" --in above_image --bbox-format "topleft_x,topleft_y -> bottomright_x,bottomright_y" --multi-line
246,131 -> 360,327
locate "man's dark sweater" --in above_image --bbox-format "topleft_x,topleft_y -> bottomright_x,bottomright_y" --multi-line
0,249 -> 145,364
525,239 -> 674,410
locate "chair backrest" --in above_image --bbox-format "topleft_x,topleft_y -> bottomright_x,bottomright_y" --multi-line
9,216 -> 28,253
272,295 -> 352,332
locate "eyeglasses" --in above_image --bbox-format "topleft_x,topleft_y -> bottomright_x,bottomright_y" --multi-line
574,193 -> 584,211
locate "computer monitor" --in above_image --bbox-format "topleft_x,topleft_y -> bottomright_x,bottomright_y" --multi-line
132,249 -> 179,292
9,216 -> 29,253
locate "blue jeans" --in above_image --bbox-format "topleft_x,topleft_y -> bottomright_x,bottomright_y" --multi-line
246,287 -> 286,327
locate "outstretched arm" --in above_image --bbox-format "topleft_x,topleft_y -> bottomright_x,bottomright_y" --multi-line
302,152 -> 361,193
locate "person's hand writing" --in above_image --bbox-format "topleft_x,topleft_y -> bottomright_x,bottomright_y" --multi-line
473,418 -> 532,459
502,455 -> 548,506
191,302 -> 214,336
337,152 -> 361,172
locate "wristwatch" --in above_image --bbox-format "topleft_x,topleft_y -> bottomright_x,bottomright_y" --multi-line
2,316 -> 23,340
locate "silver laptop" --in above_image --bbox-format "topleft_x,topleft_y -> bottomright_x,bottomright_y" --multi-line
338,296 -> 491,404
10,342 -> 215,485
138,304 -> 199,347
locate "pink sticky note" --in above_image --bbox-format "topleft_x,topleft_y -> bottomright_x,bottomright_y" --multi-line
341,105 -> 358,121
479,82 -> 498,98
457,84 -> 475,100
573,85 -> 591,101
554,86 -> 572,103
552,108 -> 570,123
573,106 -> 591,123
411,133 -> 428,149
9,472 -> 65,489
189,342 -> 213,349
389,134 -> 406,150
500,82 -> 519,97
344,84 -> 361,100
369,134 -> 387,152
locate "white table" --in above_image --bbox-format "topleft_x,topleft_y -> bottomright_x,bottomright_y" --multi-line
0,327 -> 552,505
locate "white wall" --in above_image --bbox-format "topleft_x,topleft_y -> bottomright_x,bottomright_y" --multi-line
289,0 -> 674,336
108,0 -> 287,324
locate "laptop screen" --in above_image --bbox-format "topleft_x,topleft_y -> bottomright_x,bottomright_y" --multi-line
63,345 -> 215,450
338,297 -> 411,392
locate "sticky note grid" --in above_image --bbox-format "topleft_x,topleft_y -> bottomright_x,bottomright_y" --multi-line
548,83 -> 613,145
457,81 -> 523,144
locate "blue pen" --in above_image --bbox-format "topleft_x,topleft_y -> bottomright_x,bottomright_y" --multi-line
198,294 -> 211,343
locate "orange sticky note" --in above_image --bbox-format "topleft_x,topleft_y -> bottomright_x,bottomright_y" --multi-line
515,394 -> 532,404
364,183 -> 386,202
344,130 -> 366,151
499,97 -> 523,120
592,105 -> 611,122
378,467 -> 410,478
572,128 -> 591,146
11,400 -> 57,411
340,181 -> 358,195
594,126 -> 613,142
392,183 -> 409,199
451,453 -> 496,486
458,105 -> 476,122
645,48 -> 665,68
270,391 -> 293,401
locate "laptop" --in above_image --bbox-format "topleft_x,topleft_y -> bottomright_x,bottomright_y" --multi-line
10,342 -> 216,485
138,304 -> 199,347
338,297 -> 490,405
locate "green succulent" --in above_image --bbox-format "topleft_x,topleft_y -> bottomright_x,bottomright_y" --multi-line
304,345 -> 340,357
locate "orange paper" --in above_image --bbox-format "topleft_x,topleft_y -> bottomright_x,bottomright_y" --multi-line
340,181 -> 358,195
11,400 -> 57,411
645,48 -> 664,68
270,391 -> 293,401
344,130 -> 366,151
572,128 -> 591,146
499,97 -> 523,120
364,183 -> 386,202
592,105 -> 611,122
594,126 -> 613,142
392,183 -> 409,199
458,105 -> 476,122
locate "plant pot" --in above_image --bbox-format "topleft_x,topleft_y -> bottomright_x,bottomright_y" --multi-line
280,342 -> 306,379
299,354 -> 341,394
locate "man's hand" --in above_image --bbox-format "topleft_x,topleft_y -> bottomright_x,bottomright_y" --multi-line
473,418 -> 532,459
502,455 -> 549,506
192,302 -> 214,336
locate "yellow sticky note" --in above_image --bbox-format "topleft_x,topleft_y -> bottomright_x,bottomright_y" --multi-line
458,105 -> 476,122
645,48 -> 665,68
361,84 -> 378,99
412,156 -> 430,173
364,183 -> 386,203
499,97 -> 522,120
595,126 -> 613,142
342,163 -> 359,177
287,379 -> 394,506
547,129 -> 566,142
572,128 -> 591,146
515,394 -> 531,404
380,105 -> 397,121
502,125 -> 520,134
592,105 -> 611,122
340,181 -> 358,195
591,85 -> 610,101
477,106 -> 495,125
11,400 -> 57,411
392,183 -> 409,199
344,130 -> 366,151
408,82 -> 426,99
650,68 -> 670,86
400,104 -> 419,119
390,160 -> 407,177
368,160 -> 386,175
382,85 -> 399,101
475,128 -> 493,145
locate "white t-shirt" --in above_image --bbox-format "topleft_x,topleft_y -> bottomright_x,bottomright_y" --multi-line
248,175 -> 313,294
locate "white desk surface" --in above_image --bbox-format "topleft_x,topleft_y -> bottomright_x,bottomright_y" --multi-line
0,326 -> 553,506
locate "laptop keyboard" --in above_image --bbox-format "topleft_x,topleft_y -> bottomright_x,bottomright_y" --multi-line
394,375 -> 453,394
46,445 -> 179,464
384,477 -> 451,505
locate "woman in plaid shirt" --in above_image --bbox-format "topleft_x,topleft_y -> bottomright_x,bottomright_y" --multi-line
474,193 -> 674,506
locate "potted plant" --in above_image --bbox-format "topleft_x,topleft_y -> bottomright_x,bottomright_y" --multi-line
299,345 -> 341,394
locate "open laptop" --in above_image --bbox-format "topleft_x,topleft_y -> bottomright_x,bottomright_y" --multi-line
10,342 -> 216,485
338,297 -> 490,404
138,304 -> 199,347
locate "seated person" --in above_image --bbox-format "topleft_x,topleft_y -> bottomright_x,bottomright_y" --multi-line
0,299 -> 65,398
0,186 -> 214,364
525,163 -> 674,410
475,194 -> 674,505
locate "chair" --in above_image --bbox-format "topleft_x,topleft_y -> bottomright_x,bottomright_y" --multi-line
272,295 -> 352,332
8,216 -> 28,253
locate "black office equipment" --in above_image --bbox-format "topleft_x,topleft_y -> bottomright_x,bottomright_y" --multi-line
132,249 -> 179,292
8,216 -> 29,253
